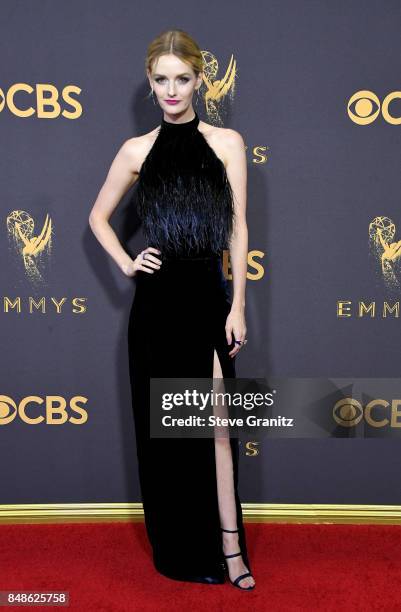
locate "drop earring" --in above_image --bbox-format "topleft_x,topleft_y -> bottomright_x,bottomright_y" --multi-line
148,88 -> 156,105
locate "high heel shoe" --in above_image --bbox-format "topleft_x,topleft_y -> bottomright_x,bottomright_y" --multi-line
221,527 -> 255,590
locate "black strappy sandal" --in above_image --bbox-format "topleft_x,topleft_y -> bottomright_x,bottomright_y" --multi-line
221,527 -> 255,590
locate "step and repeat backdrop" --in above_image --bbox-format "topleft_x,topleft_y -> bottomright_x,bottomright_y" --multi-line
2,0 -> 401,506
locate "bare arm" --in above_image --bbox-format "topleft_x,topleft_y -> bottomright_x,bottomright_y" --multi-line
223,128 -> 248,356
225,129 -> 248,311
88,139 -> 141,275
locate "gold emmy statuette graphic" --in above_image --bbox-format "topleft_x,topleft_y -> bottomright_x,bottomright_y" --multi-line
369,216 -> 401,291
200,51 -> 237,124
7,210 -> 53,285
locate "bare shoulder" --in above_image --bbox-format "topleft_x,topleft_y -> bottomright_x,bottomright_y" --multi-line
119,126 -> 160,175
198,121 -> 245,167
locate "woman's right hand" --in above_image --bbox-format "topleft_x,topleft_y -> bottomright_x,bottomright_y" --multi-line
122,247 -> 162,277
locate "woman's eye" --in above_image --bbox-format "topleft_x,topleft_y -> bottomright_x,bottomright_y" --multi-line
154,77 -> 190,84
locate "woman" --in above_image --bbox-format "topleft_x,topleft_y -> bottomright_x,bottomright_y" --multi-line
89,29 -> 255,590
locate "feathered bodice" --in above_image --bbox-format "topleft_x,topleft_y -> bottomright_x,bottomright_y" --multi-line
135,111 -> 235,258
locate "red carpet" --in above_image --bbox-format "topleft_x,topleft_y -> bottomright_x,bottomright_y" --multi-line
1,521 -> 401,610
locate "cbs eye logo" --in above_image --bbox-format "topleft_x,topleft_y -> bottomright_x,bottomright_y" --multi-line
333,397 -> 401,427
0,395 -> 88,424
347,90 -> 401,125
0,84 -> 82,118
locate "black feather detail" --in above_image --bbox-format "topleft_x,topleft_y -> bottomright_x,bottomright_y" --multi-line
135,112 -> 235,258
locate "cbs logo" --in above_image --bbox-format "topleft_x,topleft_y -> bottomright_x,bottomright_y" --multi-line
348,90 -> 401,125
333,397 -> 401,427
0,395 -> 88,424
0,84 -> 82,118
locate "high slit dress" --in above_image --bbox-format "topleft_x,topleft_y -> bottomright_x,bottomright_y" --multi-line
127,110 -> 251,584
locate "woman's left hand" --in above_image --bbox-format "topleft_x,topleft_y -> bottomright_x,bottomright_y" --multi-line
225,309 -> 247,357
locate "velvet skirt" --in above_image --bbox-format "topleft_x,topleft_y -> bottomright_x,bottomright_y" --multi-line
127,253 -> 251,583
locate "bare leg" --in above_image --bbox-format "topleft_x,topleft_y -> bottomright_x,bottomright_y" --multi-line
213,349 -> 255,588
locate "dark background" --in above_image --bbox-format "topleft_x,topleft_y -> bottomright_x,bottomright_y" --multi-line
1,0 -> 401,505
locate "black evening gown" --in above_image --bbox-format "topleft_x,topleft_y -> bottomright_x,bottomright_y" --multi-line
128,111 -> 251,584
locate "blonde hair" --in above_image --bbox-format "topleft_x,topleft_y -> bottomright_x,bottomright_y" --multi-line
145,29 -> 204,76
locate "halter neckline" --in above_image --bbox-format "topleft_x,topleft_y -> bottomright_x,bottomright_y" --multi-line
161,111 -> 199,130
